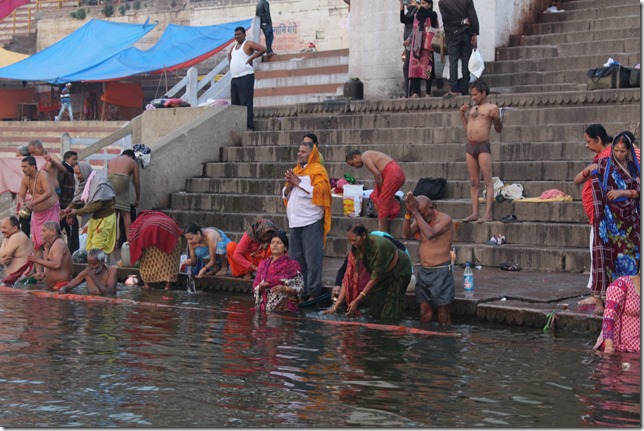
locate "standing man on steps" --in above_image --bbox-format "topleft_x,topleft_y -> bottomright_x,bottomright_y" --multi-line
282,137 -> 332,301
256,0 -> 275,57
228,26 -> 266,132
439,0 -> 479,97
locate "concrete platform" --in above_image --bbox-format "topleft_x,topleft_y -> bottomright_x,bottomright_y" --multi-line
86,252 -> 601,335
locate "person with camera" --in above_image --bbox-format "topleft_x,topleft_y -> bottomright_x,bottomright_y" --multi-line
400,0 -> 438,98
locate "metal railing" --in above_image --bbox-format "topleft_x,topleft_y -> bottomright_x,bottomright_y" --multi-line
166,17 -> 260,106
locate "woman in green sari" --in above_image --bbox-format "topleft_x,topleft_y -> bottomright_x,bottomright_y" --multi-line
345,223 -> 412,320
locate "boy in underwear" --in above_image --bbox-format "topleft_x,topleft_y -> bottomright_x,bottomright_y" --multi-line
458,81 -> 502,223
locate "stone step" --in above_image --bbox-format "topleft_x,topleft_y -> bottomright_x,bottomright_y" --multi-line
264,105 -> 636,132
255,92 -> 342,107
495,38 -> 640,62
538,3 -> 639,23
257,55 -> 349,71
526,15 -> 640,36
161,209 -> 589,272
493,83 -> 586,94
255,64 -> 349,81
255,83 -> 344,98
482,53 -> 640,74
184,177 -> 584,200
562,0 -> 635,11
203,159 -> 592,182
260,48 -> 349,63
169,191 -> 587,223
255,72 -> 349,90
240,123 -> 635,147
510,26 -> 640,46
222,140 -> 594,163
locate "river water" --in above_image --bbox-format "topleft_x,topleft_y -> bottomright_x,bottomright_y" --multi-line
0,288 -> 640,427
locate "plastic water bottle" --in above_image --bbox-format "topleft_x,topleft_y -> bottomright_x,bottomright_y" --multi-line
464,261 -> 474,295
120,242 -> 131,267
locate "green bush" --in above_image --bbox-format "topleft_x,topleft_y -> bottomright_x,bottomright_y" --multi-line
133,0 -> 141,9
118,4 -> 126,14
70,7 -> 86,19
102,3 -> 114,17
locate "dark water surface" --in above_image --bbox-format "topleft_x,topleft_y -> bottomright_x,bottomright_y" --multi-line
0,289 -> 640,427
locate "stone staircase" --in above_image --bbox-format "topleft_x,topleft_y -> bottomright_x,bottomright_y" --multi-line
162,0 -> 639,273
0,120 -> 126,158
0,0 -> 79,51
254,49 -> 349,107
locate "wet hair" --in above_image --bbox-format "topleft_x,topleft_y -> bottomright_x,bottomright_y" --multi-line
87,248 -> 106,262
470,81 -> 490,96
7,216 -> 20,228
347,222 -> 369,237
43,221 -> 61,236
27,139 -> 43,150
121,149 -> 135,158
184,223 -> 202,235
613,131 -> 635,150
585,124 -> 612,145
15,145 -> 29,156
22,155 -> 36,166
234,26 -> 246,34
63,150 -> 77,161
271,230 -> 289,250
345,149 -> 362,161
302,133 -> 318,146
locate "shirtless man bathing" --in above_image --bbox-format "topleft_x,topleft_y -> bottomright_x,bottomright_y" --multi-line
16,156 -> 61,253
27,221 -> 73,290
58,248 -> 118,296
458,81 -> 502,223
346,150 -> 406,233
402,193 -> 455,324
0,216 -> 34,284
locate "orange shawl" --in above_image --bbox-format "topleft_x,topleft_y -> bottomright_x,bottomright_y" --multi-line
284,146 -> 332,244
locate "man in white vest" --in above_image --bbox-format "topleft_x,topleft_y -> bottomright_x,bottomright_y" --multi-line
228,27 -> 266,131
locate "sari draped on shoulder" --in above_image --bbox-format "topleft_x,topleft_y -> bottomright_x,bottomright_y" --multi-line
590,150 -> 640,298
253,254 -> 303,313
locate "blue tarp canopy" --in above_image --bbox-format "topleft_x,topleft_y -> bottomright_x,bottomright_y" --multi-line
0,19 -> 156,83
62,18 -> 252,82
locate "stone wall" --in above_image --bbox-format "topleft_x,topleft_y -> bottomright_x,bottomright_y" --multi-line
36,0 -> 350,53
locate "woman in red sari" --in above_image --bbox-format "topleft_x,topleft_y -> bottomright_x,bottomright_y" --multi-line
253,231 -> 303,313
402,0 -> 438,98
588,131 -> 640,315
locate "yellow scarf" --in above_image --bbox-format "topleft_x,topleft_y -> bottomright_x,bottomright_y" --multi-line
284,146 -> 332,244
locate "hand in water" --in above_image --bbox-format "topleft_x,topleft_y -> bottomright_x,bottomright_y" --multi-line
346,299 -> 360,316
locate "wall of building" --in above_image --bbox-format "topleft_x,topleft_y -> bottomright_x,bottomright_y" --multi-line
36,0 -> 350,53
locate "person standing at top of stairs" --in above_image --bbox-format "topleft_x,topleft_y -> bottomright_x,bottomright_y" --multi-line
228,27 -> 266,132
256,0 -> 275,57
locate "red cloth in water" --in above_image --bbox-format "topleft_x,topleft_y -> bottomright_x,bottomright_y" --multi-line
129,210 -> 182,264
1,261 -> 32,285
370,160 -> 406,220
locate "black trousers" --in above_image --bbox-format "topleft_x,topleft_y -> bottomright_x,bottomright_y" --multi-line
446,30 -> 473,94
231,73 -> 255,131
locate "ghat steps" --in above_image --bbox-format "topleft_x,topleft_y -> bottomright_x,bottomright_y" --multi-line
164,0 -> 639,273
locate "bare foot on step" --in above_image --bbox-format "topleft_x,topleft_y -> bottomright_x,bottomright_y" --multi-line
477,216 -> 493,223
463,214 -> 479,222
578,296 -> 597,305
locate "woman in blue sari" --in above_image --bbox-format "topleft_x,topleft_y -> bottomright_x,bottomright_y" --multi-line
589,131 -> 640,315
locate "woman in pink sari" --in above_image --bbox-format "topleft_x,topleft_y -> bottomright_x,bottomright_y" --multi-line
253,231 -> 303,313
595,274 -> 640,354
402,0 -> 438,98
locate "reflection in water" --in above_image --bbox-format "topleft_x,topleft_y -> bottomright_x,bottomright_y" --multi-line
0,291 -> 639,427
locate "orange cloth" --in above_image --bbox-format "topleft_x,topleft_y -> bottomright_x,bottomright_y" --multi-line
100,82 -> 144,109
52,280 -> 70,291
283,145 -> 332,244
226,239 -> 271,277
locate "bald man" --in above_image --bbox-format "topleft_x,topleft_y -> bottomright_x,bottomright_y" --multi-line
58,248 -> 118,296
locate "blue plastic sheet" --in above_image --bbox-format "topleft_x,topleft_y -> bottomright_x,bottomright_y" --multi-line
0,18 -> 157,83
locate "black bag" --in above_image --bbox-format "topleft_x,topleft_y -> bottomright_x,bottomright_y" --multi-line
629,68 -> 640,87
413,177 -> 447,200
586,64 -> 631,90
